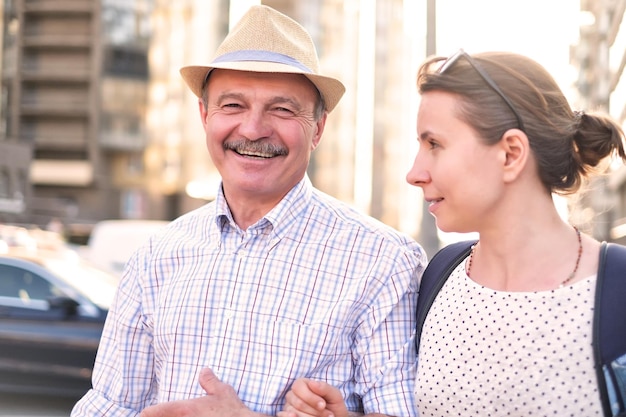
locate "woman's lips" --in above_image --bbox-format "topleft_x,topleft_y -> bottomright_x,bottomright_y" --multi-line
426,197 -> 443,213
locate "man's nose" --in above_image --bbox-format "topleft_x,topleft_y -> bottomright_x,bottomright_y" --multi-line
238,109 -> 272,140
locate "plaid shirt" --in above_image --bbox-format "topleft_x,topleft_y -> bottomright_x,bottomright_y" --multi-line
72,177 -> 426,417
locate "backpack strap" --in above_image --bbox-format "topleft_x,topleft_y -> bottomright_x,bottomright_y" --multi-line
415,240 -> 476,354
594,242 -> 626,416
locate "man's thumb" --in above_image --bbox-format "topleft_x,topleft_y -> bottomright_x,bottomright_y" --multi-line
199,368 -> 219,393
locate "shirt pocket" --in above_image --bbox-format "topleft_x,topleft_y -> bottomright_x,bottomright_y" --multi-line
211,317 -> 351,409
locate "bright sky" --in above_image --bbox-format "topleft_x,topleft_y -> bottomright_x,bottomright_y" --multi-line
435,0 -> 581,99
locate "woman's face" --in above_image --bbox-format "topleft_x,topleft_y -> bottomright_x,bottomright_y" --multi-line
406,91 -> 506,233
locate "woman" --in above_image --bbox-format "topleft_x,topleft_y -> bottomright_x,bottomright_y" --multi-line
279,50 -> 626,417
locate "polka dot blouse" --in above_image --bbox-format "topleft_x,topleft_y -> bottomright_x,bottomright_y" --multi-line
415,258 -> 603,416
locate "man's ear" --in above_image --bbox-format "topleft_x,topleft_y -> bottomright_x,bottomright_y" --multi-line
500,128 -> 529,183
311,112 -> 328,150
198,99 -> 208,129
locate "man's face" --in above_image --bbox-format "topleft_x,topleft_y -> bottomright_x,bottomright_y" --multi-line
200,70 -> 326,206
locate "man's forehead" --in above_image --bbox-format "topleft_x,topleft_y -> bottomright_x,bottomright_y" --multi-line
208,68 -> 309,85
207,70 -> 318,101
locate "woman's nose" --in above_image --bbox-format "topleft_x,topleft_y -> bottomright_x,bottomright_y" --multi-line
406,152 -> 430,187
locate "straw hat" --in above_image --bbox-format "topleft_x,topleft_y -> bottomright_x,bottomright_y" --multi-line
180,5 -> 346,112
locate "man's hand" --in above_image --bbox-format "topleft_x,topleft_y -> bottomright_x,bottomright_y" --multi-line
140,368 -> 260,417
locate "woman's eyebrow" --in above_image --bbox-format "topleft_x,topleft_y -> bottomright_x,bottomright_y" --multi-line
419,130 -> 434,141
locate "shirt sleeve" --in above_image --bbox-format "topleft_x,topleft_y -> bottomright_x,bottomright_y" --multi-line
71,247 -> 156,417
355,244 -> 424,417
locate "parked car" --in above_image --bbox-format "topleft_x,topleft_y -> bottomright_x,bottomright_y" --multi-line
0,248 -> 118,398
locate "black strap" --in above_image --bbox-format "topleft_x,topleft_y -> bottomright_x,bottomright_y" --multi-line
414,240 -> 475,354
594,242 -> 626,416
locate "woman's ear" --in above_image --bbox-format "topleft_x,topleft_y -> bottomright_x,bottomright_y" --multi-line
500,128 -> 530,183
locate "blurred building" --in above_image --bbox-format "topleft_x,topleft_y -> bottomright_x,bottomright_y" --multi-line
0,0 -> 427,241
3,0 -> 625,251
571,0 -> 626,244
0,0 -> 159,230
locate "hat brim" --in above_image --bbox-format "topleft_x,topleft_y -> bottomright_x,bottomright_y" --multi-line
180,62 -> 346,113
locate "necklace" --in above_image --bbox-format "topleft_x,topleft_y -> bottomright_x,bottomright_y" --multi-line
466,226 -> 583,288
560,226 -> 583,287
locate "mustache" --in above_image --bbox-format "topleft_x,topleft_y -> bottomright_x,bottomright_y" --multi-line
224,139 -> 288,156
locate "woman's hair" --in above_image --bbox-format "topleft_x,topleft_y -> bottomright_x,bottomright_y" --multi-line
416,51 -> 626,195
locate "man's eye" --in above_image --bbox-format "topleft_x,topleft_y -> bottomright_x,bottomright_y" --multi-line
223,103 -> 241,108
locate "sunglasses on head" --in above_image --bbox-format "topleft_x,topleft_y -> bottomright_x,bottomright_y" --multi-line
438,49 -> 525,132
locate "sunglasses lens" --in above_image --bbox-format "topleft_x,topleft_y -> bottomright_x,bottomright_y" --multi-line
437,50 -> 465,74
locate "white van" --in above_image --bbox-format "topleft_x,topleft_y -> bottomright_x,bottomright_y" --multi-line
84,219 -> 169,277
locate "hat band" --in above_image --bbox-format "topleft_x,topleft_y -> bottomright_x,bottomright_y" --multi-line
212,50 -> 314,73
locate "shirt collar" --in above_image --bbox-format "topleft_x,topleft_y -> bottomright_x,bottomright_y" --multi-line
264,176 -> 312,238
213,176 -> 313,238
214,183 -> 233,227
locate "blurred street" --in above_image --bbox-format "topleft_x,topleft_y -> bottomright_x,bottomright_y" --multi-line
0,393 -> 77,417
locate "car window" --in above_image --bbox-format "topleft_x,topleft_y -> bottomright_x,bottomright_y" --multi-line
0,264 -> 61,303
43,257 -> 118,310
0,265 -> 21,298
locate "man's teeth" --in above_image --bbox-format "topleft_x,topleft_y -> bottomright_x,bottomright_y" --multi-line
238,150 -> 273,158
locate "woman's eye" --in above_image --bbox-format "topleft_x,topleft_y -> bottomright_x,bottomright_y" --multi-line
428,140 -> 439,149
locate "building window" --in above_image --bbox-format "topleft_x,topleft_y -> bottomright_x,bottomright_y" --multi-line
0,169 -> 10,198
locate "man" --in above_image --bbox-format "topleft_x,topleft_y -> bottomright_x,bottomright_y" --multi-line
72,5 -> 425,417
